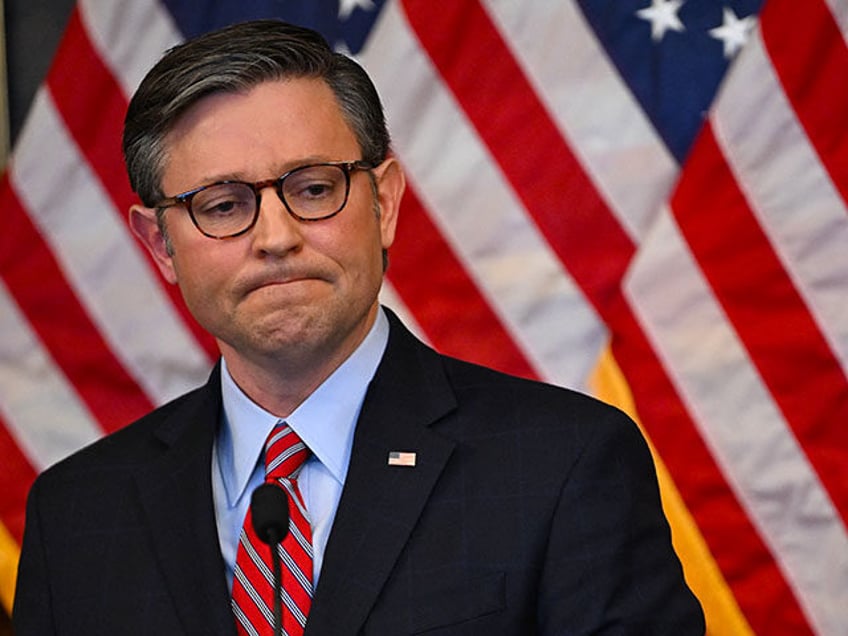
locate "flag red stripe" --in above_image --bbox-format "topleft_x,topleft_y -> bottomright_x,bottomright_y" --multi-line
610,309 -> 812,634
46,8 -> 218,360
0,176 -> 153,432
761,0 -> 848,206
0,417 -> 38,544
388,186 -> 538,379
400,0 -> 635,316
674,123 -> 848,524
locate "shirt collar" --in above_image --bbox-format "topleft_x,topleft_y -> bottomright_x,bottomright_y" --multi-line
218,308 -> 389,507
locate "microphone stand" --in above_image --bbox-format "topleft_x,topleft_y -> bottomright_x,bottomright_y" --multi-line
268,528 -> 283,636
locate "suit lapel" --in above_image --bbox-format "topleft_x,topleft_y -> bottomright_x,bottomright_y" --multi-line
306,312 -> 458,636
133,368 -> 237,636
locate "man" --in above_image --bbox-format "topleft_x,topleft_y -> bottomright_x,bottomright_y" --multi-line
13,19 -> 704,635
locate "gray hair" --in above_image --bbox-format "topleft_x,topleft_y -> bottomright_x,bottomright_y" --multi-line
122,19 -> 391,208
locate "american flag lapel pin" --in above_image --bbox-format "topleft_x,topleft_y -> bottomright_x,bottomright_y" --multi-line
388,451 -> 417,467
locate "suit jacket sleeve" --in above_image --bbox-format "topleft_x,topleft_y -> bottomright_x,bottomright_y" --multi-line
13,477 -> 54,635
536,405 -> 703,634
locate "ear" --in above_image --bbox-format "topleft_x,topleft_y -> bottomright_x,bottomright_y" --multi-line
128,204 -> 179,284
374,157 -> 406,250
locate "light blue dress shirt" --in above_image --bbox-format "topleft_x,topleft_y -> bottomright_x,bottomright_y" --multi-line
212,308 -> 389,590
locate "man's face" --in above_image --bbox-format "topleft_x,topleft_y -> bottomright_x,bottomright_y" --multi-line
130,78 -> 404,375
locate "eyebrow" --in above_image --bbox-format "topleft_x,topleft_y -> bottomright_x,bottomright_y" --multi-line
194,156 -> 343,185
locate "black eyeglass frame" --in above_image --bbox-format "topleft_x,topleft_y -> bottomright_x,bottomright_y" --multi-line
154,160 -> 375,239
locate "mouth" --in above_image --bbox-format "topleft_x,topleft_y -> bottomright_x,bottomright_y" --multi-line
251,277 -> 316,292
241,271 -> 329,296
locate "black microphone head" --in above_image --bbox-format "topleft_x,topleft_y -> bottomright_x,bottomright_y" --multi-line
250,483 -> 290,545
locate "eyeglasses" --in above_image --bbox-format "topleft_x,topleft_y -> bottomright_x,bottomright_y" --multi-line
154,160 -> 374,239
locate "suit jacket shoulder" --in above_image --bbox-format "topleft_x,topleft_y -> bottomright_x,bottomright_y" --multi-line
13,366 -> 237,636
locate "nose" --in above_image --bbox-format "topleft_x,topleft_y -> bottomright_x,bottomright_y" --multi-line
249,186 -> 304,256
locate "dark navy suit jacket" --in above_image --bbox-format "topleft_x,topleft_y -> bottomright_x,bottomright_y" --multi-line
14,310 -> 704,634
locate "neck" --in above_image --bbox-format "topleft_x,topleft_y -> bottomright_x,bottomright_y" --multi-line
218,308 -> 378,417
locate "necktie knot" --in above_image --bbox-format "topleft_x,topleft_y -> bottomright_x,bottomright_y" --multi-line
264,422 -> 309,482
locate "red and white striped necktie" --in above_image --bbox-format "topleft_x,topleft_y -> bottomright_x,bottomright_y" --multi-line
232,422 -> 314,635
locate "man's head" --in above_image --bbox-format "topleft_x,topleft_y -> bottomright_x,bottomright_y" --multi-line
124,20 -> 405,398
123,19 -> 390,208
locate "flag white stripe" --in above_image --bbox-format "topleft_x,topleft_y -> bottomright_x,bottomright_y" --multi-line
13,89 -> 212,407
626,209 -> 848,636
0,281 -> 101,470
360,2 -> 606,389
712,31 -> 848,372
483,0 -> 679,243
79,0 -> 183,98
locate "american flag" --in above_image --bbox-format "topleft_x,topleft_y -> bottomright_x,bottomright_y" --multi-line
1,0 -> 846,633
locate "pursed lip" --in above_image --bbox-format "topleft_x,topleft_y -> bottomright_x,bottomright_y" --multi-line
239,269 -> 330,296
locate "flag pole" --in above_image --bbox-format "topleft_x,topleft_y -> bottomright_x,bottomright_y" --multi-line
0,0 -> 9,170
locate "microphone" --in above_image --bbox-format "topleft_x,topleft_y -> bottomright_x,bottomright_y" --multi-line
251,483 -> 289,636
251,482 -> 290,544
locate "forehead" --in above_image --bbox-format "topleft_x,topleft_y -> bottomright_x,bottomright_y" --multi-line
161,78 -> 360,187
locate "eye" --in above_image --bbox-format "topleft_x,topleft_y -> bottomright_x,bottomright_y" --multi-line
290,178 -> 337,201
192,184 -> 254,217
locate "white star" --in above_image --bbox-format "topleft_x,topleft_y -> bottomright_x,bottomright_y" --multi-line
709,7 -> 756,59
334,40 -> 353,56
338,0 -> 375,21
636,0 -> 686,42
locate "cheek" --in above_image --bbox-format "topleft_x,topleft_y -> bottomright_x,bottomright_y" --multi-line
312,209 -> 384,269
341,224 -> 386,279
172,258 -> 210,308
171,260 -> 238,338
170,245 -> 231,306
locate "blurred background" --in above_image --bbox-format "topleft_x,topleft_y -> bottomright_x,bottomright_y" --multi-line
2,3 -> 75,630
